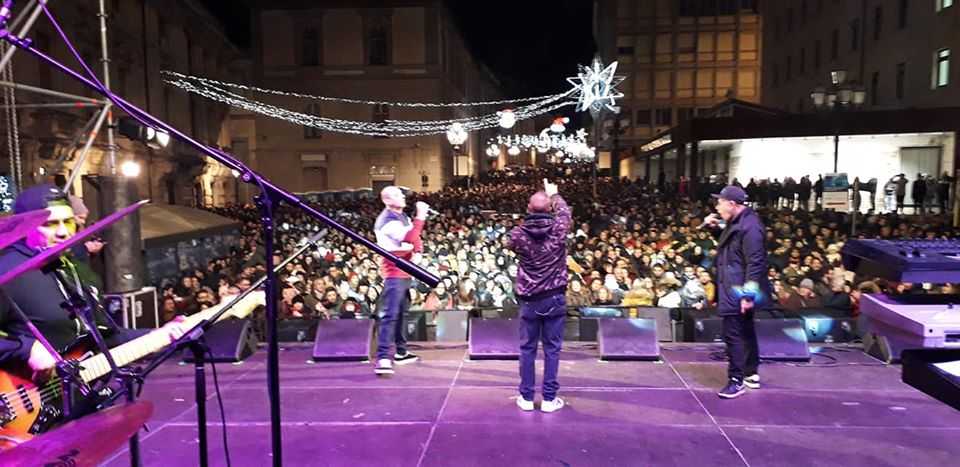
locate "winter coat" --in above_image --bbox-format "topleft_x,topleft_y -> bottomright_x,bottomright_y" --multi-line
508,195 -> 573,299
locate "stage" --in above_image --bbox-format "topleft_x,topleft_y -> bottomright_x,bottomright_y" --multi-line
101,342 -> 960,467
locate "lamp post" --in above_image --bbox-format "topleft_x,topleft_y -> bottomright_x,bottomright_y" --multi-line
810,70 -> 867,236
446,123 -> 468,188
809,70 -> 866,173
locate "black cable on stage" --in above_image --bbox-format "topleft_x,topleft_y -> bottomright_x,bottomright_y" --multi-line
208,349 -> 232,467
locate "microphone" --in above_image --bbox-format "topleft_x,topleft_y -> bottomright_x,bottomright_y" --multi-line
426,207 -> 442,217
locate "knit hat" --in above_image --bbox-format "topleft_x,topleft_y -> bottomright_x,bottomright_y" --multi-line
13,184 -> 68,214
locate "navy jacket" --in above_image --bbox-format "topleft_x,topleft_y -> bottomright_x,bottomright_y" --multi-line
508,195 -> 572,300
714,207 -> 771,316
0,242 -> 141,364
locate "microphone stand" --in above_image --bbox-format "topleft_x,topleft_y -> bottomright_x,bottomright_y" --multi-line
127,232 -> 326,467
0,4 -> 439,465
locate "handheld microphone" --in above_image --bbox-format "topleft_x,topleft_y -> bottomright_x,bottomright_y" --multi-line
426,207 -> 442,217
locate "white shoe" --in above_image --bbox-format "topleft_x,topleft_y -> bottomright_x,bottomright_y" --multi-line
540,397 -> 565,413
744,374 -> 760,389
374,358 -> 394,375
516,396 -> 534,411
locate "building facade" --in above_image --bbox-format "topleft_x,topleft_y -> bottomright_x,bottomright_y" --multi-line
0,0 -> 243,208
595,0 -> 762,175
235,0 -> 502,195
761,0 -> 960,112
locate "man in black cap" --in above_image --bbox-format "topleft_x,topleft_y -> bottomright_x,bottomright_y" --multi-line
702,185 -> 770,399
0,184 -> 186,377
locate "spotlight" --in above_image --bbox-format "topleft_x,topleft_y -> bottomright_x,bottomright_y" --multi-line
118,117 -> 171,150
120,160 -> 141,178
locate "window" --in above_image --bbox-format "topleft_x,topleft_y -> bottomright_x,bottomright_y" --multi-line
896,62 -> 906,99
366,16 -> 391,66
774,17 -> 781,41
814,39 -> 822,70
831,29 -> 839,60
816,0 -> 824,16
898,0 -> 908,29
304,104 -> 322,139
617,45 -> 635,56
937,0 -> 954,12
850,19 -> 860,51
301,28 -> 319,66
772,63 -> 780,87
873,6 -> 883,41
654,108 -> 672,126
936,48 -> 951,87
870,71 -> 879,105
636,109 -> 651,125
799,47 -> 806,74
678,108 -> 694,124
800,0 -> 808,25
786,8 -> 794,33
786,55 -> 792,80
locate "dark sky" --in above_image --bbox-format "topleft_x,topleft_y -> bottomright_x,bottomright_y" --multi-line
199,1 -> 596,98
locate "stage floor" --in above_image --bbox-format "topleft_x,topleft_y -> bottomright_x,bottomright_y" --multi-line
101,342 -> 960,467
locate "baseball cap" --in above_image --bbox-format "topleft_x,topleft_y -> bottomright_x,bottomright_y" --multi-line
13,184 -> 69,214
711,185 -> 748,204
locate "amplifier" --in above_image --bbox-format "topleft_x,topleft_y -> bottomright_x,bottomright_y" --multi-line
104,287 -> 158,329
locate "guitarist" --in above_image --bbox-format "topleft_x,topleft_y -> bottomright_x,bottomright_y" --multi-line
0,184 -> 186,383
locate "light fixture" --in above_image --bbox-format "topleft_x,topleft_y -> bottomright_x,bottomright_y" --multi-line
231,169 -> 241,178
831,70 -> 847,85
852,85 -> 866,106
550,117 -> 569,133
508,146 -> 521,156
118,117 -> 171,150
810,86 -> 826,108
120,160 -> 141,178
497,109 -> 516,129
446,122 -> 468,148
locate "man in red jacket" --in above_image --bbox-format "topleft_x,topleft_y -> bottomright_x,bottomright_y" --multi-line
509,179 -> 572,412
373,186 -> 428,375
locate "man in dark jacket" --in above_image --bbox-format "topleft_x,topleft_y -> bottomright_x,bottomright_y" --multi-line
508,179 -> 572,413
703,185 -> 771,399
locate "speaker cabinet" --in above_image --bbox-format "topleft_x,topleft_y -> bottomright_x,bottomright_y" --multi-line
598,318 -> 660,361
757,318 -> 810,361
469,318 -> 520,360
311,319 -> 374,361
183,318 -> 258,363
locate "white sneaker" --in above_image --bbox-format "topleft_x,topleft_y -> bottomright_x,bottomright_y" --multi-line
744,374 -> 760,389
374,358 -> 394,375
516,396 -> 534,411
540,397 -> 565,413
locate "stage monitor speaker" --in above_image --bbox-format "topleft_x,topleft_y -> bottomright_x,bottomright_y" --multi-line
469,318 -> 519,360
692,317 -> 724,343
183,318 -> 258,363
863,331 -> 913,364
901,348 -> 960,411
631,307 -> 674,342
800,314 -> 858,343
579,318 -> 598,341
598,318 -> 660,361
757,318 -> 810,361
404,311 -> 428,341
311,319 -> 374,361
435,310 -> 469,342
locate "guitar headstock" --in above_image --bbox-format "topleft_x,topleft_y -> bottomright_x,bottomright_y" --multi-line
216,290 -> 266,322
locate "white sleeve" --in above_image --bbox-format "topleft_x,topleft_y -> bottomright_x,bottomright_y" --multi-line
376,220 -> 411,249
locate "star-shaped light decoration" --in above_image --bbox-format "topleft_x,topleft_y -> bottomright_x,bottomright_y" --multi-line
567,57 -> 626,117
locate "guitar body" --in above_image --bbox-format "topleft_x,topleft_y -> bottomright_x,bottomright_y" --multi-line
0,346 -> 88,450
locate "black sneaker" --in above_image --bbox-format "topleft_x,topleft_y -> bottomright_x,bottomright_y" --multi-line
743,374 -> 760,389
717,380 -> 746,399
394,352 -> 419,365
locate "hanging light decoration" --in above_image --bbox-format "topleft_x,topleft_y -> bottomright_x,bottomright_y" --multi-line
497,109 -> 516,129
507,146 -> 521,156
550,117 -> 569,133
446,122 -> 468,148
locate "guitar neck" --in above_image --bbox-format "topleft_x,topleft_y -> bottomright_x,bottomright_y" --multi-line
77,292 -> 263,383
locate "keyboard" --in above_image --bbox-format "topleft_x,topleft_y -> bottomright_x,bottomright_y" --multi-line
841,239 -> 960,283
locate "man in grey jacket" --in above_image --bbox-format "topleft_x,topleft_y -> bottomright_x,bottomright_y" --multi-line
508,179 -> 572,413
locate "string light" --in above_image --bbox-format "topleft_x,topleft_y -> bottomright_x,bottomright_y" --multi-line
161,58 -> 626,138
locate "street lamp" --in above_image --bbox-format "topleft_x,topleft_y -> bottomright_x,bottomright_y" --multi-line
810,70 -> 866,173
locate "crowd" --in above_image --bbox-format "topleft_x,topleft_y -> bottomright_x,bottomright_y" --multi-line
154,164 -> 960,326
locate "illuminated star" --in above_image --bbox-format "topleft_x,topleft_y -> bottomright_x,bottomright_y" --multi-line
575,128 -> 588,140
567,57 -> 626,116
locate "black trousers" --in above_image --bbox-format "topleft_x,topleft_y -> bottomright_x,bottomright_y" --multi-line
722,312 -> 759,383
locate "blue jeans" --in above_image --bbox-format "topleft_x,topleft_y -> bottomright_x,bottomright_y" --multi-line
518,293 -> 566,401
376,278 -> 410,360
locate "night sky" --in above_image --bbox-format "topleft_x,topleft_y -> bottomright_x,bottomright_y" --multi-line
199,1 -> 596,98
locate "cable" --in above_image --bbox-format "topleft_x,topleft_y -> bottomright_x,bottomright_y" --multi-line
208,348 -> 232,467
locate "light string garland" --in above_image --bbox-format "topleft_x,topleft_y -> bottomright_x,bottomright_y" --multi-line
161,58 -> 625,138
